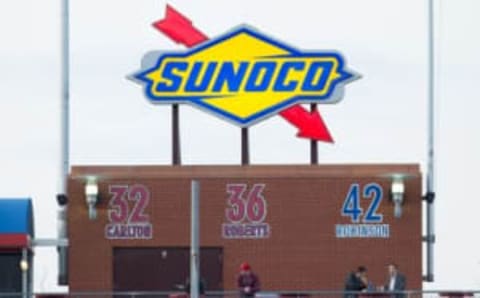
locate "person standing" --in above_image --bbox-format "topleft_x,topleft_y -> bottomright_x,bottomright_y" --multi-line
237,262 -> 260,298
384,263 -> 406,298
344,266 -> 368,298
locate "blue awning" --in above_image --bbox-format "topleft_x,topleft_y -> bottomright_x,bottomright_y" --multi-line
0,199 -> 34,247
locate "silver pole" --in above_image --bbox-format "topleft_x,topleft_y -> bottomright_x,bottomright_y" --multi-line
58,0 -> 70,285
60,0 -> 69,193
21,248 -> 28,298
191,180 -> 200,298
425,0 -> 435,282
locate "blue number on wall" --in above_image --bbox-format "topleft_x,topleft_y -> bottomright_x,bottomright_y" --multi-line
362,183 -> 383,223
341,184 -> 363,223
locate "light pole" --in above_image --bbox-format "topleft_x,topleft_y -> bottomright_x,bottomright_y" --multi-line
20,248 -> 29,298
57,0 -> 70,285
424,0 -> 436,282
190,180 -> 200,298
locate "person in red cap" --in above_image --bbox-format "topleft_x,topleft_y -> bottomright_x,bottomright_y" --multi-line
237,262 -> 260,298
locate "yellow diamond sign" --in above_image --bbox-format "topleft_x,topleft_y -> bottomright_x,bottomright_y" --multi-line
134,26 -> 357,126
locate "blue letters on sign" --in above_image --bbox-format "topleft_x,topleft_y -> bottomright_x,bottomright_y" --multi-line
245,62 -> 276,92
302,61 -> 333,91
156,61 -> 188,92
185,62 -> 218,92
212,62 -> 249,92
273,62 -> 304,92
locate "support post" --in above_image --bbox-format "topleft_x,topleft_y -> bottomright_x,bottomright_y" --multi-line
241,127 -> 249,165
424,0 -> 436,282
58,0 -> 70,285
310,104 -> 318,165
172,104 -> 181,165
21,248 -> 28,298
190,180 -> 200,298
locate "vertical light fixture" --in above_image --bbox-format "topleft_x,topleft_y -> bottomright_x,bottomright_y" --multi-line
390,176 -> 405,218
84,177 -> 99,220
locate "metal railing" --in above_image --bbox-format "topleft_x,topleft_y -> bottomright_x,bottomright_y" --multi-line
0,291 -> 479,298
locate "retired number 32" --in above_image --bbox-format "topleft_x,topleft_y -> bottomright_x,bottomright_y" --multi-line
105,184 -> 153,240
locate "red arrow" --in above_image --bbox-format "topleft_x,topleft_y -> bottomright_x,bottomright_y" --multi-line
279,105 -> 333,142
152,5 -> 333,142
152,5 -> 207,47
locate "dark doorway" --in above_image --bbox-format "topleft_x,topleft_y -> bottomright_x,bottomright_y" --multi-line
0,252 -> 22,295
113,247 -> 223,294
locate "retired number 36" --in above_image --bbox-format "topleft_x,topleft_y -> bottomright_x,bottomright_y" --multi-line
223,184 -> 270,239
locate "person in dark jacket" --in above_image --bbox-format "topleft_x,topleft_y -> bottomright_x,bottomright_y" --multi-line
344,266 -> 368,298
237,262 -> 260,298
383,263 -> 406,298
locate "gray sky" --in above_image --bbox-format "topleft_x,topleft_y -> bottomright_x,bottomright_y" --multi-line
1,0 -> 479,292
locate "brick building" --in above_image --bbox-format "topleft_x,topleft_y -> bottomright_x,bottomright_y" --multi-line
67,164 -> 422,292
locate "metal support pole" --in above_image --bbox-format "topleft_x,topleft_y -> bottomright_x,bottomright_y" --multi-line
60,0 -> 69,193
424,0 -> 436,282
190,180 -> 200,298
58,0 -> 70,285
172,104 -> 181,165
21,248 -> 28,298
241,128 -> 249,165
57,204 -> 68,284
32,238 -> 69,247
310,104 -> 318,165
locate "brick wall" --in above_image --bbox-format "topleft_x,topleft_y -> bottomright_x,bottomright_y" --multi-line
68,165 -> 422,291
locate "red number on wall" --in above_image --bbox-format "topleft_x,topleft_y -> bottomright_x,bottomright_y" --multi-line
246,184 -> 267,223
128,184 -> 150,223
108,184 -> 150,223
226,184 -> 267,223
108,185 -> 129,223
226,184 -> 247,223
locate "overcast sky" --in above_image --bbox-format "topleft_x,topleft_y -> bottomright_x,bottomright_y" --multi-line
1,0 -> 479,292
